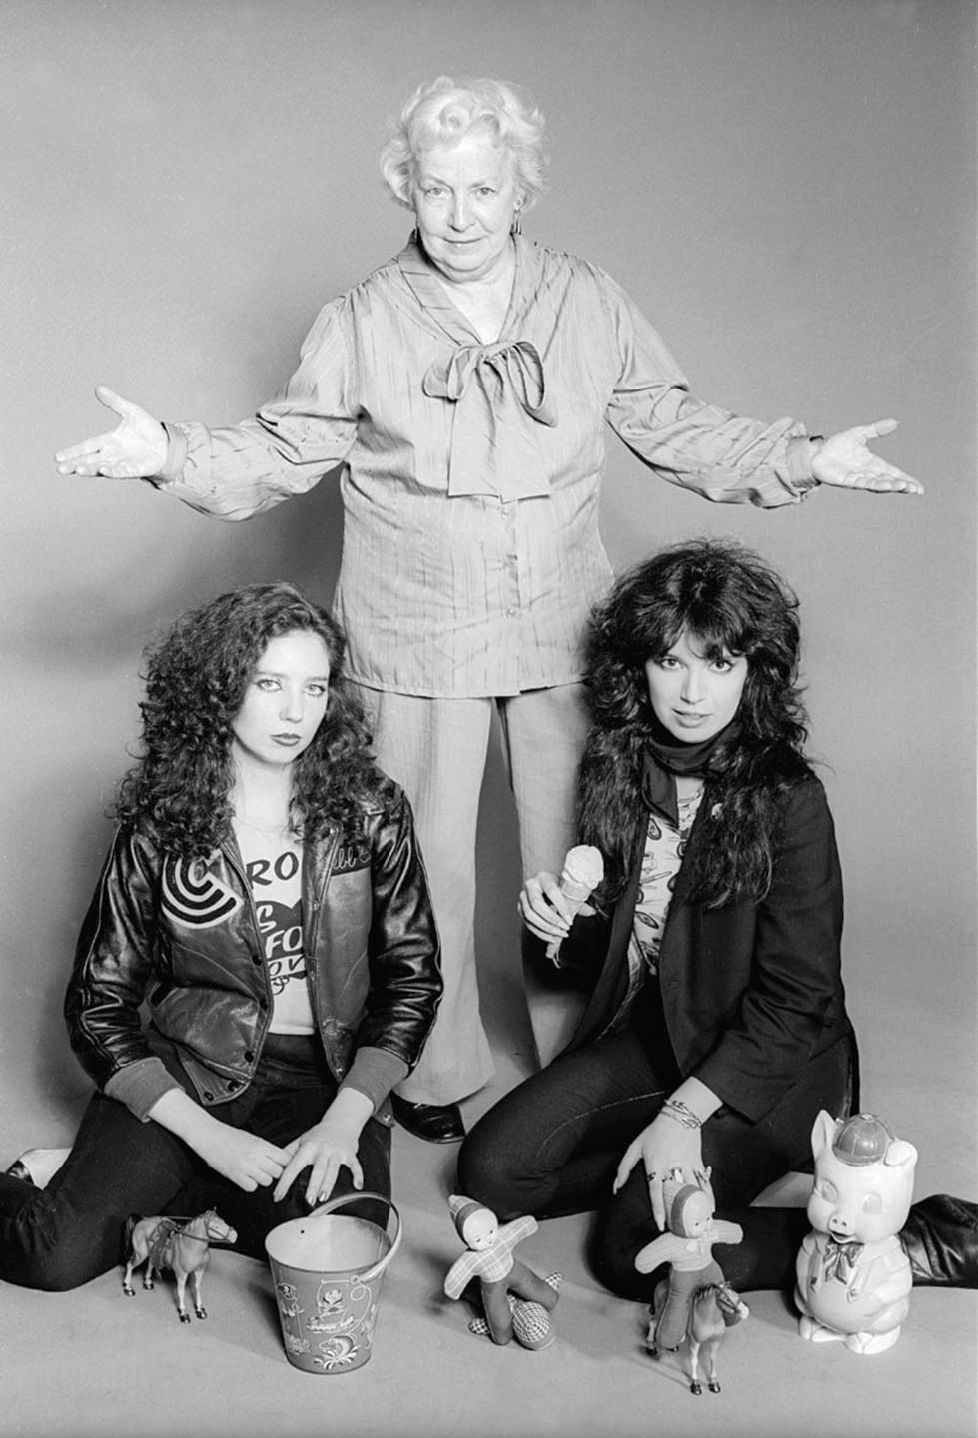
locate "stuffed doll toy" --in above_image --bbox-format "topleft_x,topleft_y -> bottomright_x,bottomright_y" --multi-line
443,1194 -> 561,1349
635,1171 -> 748,1354
795,1111 -> 917,1355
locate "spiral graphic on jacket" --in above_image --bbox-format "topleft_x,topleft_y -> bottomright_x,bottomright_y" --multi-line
161,856 -> 241,928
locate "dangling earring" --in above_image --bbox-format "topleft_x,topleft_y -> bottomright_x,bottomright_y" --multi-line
511,203 -> 523,237
410,225 -> 420,246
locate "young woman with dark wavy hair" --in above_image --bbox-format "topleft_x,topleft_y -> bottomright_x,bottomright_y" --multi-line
458,539 -> 976,1311
0,582 -> 442,1290
113,581 -> 381,854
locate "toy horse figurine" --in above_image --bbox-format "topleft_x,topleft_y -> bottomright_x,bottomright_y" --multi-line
649,1278 -> 749,1394
638,1172 -> 748,1395
636,1172 -> 745,1354
123,1209 -> 237,1323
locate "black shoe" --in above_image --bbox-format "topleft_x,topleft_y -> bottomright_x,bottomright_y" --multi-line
900,1194 -> 978,1288
5,1160 -> 31,1183
390,1095 -> 465,1144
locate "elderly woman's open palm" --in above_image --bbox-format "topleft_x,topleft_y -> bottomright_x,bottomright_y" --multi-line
56,385 -> 167,479
812,419 -> 922,494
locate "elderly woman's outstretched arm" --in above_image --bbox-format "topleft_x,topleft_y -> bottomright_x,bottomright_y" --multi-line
602,270 -> 923,501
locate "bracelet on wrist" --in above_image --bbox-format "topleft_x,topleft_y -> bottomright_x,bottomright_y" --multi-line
660,1098 -> 703,1131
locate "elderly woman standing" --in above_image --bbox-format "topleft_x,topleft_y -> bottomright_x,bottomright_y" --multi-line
56,76 -> 921,1143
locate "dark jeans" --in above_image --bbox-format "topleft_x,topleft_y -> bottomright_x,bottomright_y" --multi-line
457,995 -> 854,1300
0,1034 -> 391,1291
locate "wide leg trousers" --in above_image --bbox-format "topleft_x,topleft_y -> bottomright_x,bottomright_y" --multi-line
356,682 -> 590,1105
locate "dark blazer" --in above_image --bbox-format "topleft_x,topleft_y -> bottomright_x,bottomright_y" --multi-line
564,773 -> 856,1125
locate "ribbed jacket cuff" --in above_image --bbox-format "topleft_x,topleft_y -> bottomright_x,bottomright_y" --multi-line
104,1056 -> 184,1122
340,1045 -> 409,1112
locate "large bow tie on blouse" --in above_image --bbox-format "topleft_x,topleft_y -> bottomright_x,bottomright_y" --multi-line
422,340 -> 557,500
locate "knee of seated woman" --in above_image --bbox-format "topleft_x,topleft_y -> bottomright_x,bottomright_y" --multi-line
456,1140 -> 528,1220
4,1242 -> 111,1293
588,1217 -> 660,1301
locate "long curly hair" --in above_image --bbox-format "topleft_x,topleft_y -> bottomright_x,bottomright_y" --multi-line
579,538 -> 813,908
113,582 -> 380,858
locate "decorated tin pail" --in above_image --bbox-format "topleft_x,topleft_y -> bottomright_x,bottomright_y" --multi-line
265,1191 -> 401,1373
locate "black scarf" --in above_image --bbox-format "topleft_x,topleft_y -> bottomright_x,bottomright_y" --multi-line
641,716 -> 740,826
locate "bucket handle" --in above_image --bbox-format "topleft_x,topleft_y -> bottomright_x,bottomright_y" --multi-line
307,1190 -> 402,1284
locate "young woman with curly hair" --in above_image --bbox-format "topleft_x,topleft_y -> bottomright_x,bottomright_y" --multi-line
0,582 -> 442,1290
458,539 -> 976,1310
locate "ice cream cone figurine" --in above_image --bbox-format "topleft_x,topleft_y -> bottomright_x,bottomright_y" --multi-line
546,845 -> 604,962
443,1195 -> 561,1349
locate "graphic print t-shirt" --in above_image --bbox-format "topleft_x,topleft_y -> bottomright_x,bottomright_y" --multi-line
234,824 -> 314,1035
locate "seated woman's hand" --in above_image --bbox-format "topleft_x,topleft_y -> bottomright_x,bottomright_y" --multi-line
273,1117 -> 365,1206
519,870 -> 590,945
194,1119 -> 290,1192
612,1114 -> 705,1230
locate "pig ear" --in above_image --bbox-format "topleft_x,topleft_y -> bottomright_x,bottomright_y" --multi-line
811,1109 -> 838,1159
885,1139 -> 918,1168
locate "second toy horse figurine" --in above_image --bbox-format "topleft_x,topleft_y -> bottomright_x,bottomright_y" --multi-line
649,1279 -> 750,1395
637,1171 -> 748,1355
123,1209 -> 237,1323
639,1172 -> 749,1393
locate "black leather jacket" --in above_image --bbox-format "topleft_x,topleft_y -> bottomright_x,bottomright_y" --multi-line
65,777 -> 442,1122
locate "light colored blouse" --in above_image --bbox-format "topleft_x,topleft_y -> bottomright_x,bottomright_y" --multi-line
626,786 -> 705,1001
156,237 -> 817,698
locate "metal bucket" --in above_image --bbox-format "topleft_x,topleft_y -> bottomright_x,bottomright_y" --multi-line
265,1191 -> 401,1373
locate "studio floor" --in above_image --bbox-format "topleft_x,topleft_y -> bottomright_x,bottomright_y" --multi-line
2,803 -> 976,1438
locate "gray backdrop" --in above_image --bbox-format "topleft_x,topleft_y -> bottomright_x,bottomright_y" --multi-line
1,0 -> 974,1191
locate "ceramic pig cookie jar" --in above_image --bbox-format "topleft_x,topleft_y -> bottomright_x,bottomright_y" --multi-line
795,1111 -> 917,1355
